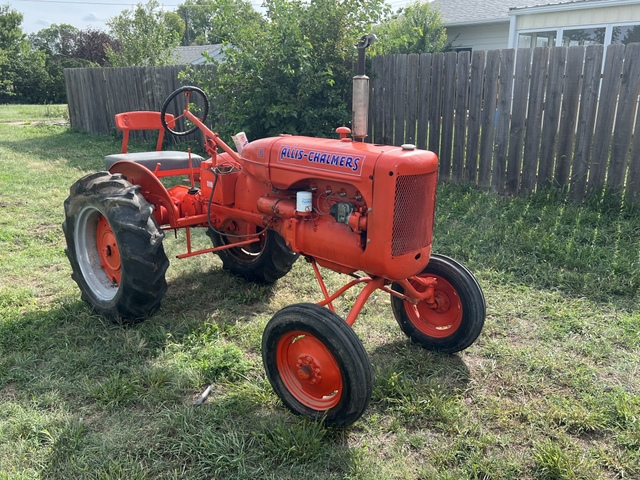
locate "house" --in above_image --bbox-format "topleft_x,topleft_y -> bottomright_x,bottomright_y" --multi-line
431,0 -> 640,51
172,44 -> 224,65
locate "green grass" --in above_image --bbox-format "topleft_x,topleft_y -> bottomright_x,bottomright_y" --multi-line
0,110 -> 639,479
0,105 -> 69,124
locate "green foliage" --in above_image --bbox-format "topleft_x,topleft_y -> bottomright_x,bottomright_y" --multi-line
0,11 -> 113,104
106,0 -> 181,67
372,0 -> 447,55
194,0 -> 388,140
0,3 -> 24,51
27,24 -> 118,103
28,23 -> 79,56
0,5 -> 52,104
177,0 -> 263,46
164,11 -> 186,41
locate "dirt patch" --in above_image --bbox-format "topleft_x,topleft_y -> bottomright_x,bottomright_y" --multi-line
0,121 -> 69,127
0,201 -> 27,208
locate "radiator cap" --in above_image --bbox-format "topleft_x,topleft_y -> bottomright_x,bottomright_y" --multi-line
401,144 -> 416,150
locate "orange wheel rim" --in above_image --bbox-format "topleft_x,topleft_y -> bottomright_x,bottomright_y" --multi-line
276,331 -> 342,410
405,274 -> 462,338
96,215 -> 121,284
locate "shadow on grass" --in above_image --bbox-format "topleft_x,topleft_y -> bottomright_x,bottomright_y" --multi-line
0,126 -> 120,172
367,339 -> 471,430
1,124 -> 209,175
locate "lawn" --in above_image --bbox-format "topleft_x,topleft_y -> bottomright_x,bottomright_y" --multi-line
0,106 -> 638,479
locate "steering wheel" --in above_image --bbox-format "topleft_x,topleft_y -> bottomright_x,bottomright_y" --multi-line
160,86 -> 210,137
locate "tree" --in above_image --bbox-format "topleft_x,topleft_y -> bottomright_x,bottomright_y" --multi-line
372,0 -> 447,55
106,0 -> 181,66
0,3 -> 24,51
28,24 -> 119,103
164,11 -> 186,43
28,23 -> 79,57
0,4 -> 51,103
194,0 -> 387,141
74,28 -> 120,66
177,0 -> 263,46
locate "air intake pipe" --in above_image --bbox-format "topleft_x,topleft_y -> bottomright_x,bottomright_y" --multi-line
352,33 -> 376,141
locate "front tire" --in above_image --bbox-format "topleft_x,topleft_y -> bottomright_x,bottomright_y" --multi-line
62,171 -> 169,322
262,304 -> 373,428
391,254 -> 485,354
207,226 -> 298,283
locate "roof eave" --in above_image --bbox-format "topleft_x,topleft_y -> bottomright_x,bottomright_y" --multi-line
444,18 -> 510,27
509,0 -> 640,16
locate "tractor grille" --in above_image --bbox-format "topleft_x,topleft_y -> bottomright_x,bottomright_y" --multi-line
391,172 -> 437,257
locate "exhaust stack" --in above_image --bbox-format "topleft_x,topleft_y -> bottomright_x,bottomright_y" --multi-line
352,33 -> 376,141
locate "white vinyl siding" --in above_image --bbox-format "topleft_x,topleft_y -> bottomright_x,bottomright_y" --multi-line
446,22 -> 511,51
516,4 -> 640,29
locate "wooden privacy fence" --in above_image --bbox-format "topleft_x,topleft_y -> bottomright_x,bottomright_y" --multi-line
64,65 -> 215,143
368,44 -> 640,201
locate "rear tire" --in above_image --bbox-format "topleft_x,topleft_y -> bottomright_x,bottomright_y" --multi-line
207,226 -> 298,283
62,171 -> 169,322
391,254 -> 485,354
262,303 -> 373,428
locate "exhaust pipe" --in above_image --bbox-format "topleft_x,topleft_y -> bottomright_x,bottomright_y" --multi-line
352,33 -> 376,142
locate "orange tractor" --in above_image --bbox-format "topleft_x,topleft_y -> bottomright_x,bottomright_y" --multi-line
63,40 -> 485,427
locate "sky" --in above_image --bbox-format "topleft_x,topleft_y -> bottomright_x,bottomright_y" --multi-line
9,0 -> 142,33
8,0 -> 412,35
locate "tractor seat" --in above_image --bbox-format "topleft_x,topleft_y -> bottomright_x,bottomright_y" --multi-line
104,151 -> 204,171
104,110 -> 204,173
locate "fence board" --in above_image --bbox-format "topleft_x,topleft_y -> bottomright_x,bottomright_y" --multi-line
478,49 -> 500,189
80,69 -> 92,133
428,53 -> 444,157
538,47 -> 566,188
394,55 -> 407,145
570,45 -> 603,201
506,48 -> 531,195
440,52 -> 457,181
521,47 -> 549,194
452,51 -> 470,183
405,54 -> 419,145
416,53 -> 431,150
608,43 -> 640,191
383,55 -> 393,145
372,55 -> 384,144
492,49 -> 515,193
94,69 -> 111,137
465,50 -> 485,184
588,44 -> 625,193
555,46 -> 584,188
626,101 -> 640,200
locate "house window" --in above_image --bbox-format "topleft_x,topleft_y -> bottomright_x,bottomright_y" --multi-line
611,24 -> 640,45
561,27 -> 605,46
518,31 -> 557,49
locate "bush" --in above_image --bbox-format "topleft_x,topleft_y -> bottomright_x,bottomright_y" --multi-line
192,0 -> 388,140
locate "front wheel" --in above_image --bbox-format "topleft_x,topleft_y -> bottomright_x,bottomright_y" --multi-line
62,171 -> 169,322
391,254 -> 485,354
262,304 -> 373,428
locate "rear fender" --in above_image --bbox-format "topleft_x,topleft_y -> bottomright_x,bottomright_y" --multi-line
108,161 -> 178,227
